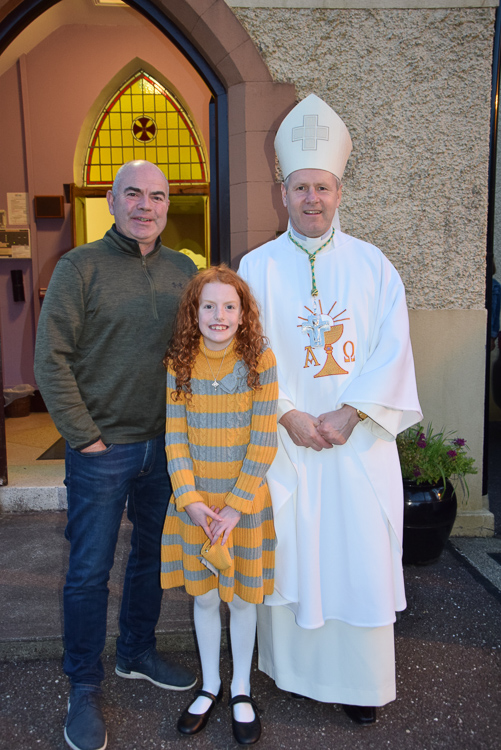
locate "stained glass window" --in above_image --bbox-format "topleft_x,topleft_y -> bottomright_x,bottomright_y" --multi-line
84,71 -> 207,186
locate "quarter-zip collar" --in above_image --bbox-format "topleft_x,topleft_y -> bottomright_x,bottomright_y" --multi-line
103,224 -> 163,259
103,225 -> 162,320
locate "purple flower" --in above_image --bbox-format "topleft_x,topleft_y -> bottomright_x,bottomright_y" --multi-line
413,467 -> 422,477
417,433 -> 427,448
454,438 -> 466,447
447,450 -> 457,458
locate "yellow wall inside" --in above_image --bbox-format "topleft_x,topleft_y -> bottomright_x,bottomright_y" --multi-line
85,198 -> 114,244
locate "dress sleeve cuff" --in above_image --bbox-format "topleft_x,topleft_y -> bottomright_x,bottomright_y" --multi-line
224,493 -> 249,514
175,491 -> 204,511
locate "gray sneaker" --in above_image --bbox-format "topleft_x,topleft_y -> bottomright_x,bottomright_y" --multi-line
115,648 -> 196,690
64,689 -> 107,750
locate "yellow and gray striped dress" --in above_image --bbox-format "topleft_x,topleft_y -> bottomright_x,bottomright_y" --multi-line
161,341 -> 278,604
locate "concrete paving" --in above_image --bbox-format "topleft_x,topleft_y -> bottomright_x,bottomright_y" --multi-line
0,512 -> 197,661
1,509 -> 501,750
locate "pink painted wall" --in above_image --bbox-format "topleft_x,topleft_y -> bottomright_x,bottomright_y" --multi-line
0,20 -> 211,388
0,63 -> 33,387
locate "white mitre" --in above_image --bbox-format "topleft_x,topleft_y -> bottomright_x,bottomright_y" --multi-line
275,94 -> 352,181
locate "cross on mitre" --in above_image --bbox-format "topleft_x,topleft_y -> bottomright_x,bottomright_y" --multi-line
292,115 -> 329,151
275,94 -> 352,181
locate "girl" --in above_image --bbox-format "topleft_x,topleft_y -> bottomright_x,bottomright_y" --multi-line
161,265 -> 278,745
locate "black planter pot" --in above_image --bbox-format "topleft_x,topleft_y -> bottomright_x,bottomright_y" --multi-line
402,479 -> 457,565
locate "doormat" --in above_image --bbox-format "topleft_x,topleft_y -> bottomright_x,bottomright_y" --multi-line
37,437 -> 66,460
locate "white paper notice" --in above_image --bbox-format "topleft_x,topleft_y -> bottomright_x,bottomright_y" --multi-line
7,193 -> 29,226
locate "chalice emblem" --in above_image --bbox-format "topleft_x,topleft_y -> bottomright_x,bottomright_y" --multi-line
314,324 -> 348,377
298,299 -> 351,377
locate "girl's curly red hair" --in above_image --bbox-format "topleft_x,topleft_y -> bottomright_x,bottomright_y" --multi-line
164,265 -> 267,400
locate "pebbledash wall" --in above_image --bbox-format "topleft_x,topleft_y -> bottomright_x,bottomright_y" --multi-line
226,0 -> 496,535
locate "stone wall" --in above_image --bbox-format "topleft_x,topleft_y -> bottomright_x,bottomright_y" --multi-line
232,7 -> 495,310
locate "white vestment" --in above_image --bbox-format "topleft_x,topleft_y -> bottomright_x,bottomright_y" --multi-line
239,226 -> 422,704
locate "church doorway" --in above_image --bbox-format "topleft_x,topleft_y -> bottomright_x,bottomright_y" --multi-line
0,0 -> 231,489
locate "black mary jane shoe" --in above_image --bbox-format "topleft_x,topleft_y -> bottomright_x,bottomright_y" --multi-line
228,695 -> 261,745
177,683 -> 223,735
341,703 -> 377,725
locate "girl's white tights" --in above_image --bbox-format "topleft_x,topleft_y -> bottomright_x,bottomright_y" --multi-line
189,588 -> 257,723
189,589 -> 221,716
228,593 -> 257,723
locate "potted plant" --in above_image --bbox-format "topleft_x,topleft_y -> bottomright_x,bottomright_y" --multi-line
396,423 -> 477,565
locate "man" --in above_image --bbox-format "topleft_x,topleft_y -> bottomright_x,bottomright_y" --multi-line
239,95 -> 422,724
35,160 -> 197,750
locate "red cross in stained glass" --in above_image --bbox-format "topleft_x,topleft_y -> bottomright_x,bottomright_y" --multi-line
132,116 -> 157,143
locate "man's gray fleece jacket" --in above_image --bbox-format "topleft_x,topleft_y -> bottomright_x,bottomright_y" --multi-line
34,227 -> 196,450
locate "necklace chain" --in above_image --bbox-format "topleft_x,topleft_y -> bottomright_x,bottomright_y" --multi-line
203,343 -> 229,389
288,227 -> 335,297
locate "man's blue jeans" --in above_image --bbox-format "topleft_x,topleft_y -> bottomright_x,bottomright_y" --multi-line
63,434 -> 171,687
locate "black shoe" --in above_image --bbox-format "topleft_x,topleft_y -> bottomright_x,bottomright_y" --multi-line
64,689 -> 107,750
229,695 -> 261,745
177,683 -> 223,735
116,648 -> 196,690
341,704 -> 377,725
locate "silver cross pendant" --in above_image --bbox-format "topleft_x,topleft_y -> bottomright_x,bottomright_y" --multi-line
302,313 -> 332,348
